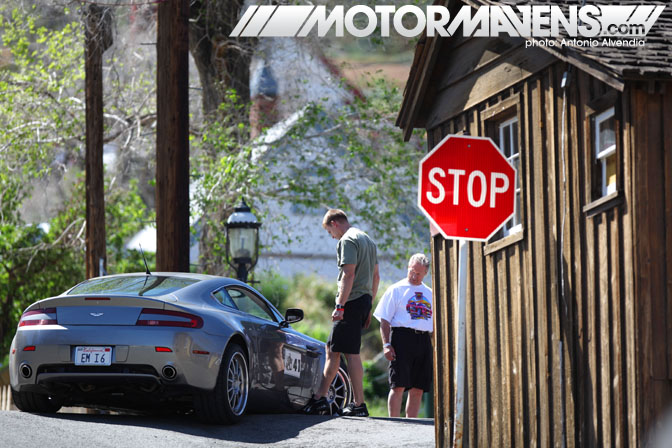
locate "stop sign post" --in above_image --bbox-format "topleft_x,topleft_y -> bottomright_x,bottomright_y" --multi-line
417,134 -> 516,448
418,134 -> 516,241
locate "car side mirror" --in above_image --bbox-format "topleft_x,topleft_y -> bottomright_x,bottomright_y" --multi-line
283,308 -> 304,325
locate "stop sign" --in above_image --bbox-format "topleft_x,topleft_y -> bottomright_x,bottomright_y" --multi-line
418,135 -> 516,241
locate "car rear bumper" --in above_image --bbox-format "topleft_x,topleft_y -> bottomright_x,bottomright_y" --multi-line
10,324 -> 228,392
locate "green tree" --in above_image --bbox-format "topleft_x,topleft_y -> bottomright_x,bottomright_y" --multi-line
191,79 -> 427,273
0,5 -> 153,358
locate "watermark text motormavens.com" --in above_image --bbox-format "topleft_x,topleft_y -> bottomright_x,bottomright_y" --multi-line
230,4 -> 665,39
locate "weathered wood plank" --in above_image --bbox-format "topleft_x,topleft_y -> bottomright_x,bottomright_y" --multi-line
511,241 -> 526,447
427,47 -> 556,129
664,83 -> 672,382
486,251 -> 501,447
620,87 -> 638,448
466,241 -> 477,447
545,65 -> 565,448
611,206 -> 626,448
497,250 -> 511,447
475,244 -> 491,447
532,74 -> 552,448
522,77 -> 539,448
437,37 -> 523,92
599,209 -> 613,448
432,234 -> 447,448
578,70 -> 601,447
561,64 -> 580,448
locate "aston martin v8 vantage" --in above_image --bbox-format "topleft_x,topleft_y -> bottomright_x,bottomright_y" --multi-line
9,273 -> 351,423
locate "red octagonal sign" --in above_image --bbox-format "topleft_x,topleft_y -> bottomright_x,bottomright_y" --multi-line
418,135 -> 516,241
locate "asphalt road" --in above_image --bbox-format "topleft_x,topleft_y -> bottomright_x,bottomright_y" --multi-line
0,410 -> 435,448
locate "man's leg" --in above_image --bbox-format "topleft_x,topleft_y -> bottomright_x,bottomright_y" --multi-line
344,353 -> 364,405
405,388 -> 424,418
388,387 -> 405,417
316,347 -> 341,398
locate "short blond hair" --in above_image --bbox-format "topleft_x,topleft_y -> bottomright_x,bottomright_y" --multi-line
322,209 -> 348,229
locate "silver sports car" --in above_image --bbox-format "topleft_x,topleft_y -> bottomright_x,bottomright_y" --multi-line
9,272 -> 351,423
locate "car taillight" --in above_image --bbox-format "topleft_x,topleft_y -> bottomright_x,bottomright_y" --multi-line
18,308 -> 58,327
136,308 -> 203,329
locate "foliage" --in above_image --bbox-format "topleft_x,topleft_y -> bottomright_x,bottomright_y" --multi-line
275,273 -> 337,343
0,220 -> 85,359
0,5 -> 84,227
191,92 -> 257,275
0,173 -> 152,357
363,358 -> 389,399
269,77 -> 426,261
192,79 -> 427,272
256,270 -> 291,311
0,5 -> 154,357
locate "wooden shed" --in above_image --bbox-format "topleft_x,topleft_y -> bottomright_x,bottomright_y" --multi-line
397,1 -> 672,446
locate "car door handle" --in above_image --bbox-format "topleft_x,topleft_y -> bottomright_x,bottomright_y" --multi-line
305,345 -> 320,357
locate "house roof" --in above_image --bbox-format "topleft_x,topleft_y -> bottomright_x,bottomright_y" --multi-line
397,0 -> 672,139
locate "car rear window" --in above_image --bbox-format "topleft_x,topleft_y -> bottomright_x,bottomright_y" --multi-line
67,276 -> 200,296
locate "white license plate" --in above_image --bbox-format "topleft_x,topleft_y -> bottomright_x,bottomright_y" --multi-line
283,348 -> 302,378
75,346 -> 112,366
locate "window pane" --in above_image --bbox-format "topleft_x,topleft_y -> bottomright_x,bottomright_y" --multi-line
511,154 -> 520,175
503,125 -> 511,157
515,191 -> 521,226
227,287 -> 275,321
68,275 -> 199,296
213,289 -> 236,308
606,154 -> 617,194
599,116 -> 615,153
512,122 -> 519,156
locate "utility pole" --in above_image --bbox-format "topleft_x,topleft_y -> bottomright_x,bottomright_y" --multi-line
156,0 -> 190,272
84,5 -> 112,279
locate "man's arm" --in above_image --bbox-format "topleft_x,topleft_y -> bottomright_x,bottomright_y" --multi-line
333,264 -> 355,321
337,264 -> 356,306
372,263 -> 380,299
363,263 -> 380,329
380,318 -> 396,361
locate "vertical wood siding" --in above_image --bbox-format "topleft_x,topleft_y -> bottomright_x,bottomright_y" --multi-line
429,63 -> 672,447
631,81 -> 672,440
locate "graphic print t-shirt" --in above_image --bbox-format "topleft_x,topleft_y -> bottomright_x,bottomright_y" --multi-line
373,279 -> 433,333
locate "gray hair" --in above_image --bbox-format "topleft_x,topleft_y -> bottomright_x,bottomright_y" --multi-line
409,253 -> 430,269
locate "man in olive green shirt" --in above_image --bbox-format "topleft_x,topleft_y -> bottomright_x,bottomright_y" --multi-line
303,209 -> 379,417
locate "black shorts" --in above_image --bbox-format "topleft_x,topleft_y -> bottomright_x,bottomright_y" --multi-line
327,295 -> 372,354
389,327 -> 433,392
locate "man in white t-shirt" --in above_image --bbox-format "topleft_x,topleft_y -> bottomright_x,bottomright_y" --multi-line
373,253 -> 432,418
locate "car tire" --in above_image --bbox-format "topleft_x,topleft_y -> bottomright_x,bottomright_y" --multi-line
11,389 -> 62,414
194,343 -> 249,424
327,365 -> 353,416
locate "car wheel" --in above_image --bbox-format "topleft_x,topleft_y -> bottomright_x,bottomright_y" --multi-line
195,343 -> 249,424
326,366 -> 352,416
11,389 -> 62,414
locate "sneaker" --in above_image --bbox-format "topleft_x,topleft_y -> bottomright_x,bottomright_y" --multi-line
301,396 -> 329,415
339,402 -> 369,417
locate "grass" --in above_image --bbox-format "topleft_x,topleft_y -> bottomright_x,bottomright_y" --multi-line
366,392 -> 433,419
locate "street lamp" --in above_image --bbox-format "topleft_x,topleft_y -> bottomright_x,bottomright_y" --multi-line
225,199 -> 261,283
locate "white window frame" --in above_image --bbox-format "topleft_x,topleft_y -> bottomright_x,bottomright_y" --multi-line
594,107 -> 616,197
499,116 -> 522,236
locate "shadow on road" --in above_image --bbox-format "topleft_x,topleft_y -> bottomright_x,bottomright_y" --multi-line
42,411 -> 434,444
44,412 -> 338,444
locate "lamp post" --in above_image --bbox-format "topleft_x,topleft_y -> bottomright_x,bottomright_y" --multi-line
225,199 -> 261,283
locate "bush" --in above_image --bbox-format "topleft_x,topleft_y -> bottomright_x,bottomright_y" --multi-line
257,271 -> 291,310
363,358 -> 389,398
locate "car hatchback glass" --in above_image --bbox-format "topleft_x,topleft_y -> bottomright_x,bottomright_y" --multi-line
67,275 -> 199,296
